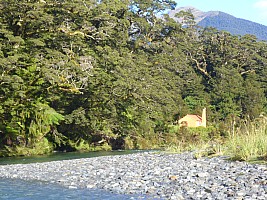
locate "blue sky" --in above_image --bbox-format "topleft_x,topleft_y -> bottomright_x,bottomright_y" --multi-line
175,0 -> 267,26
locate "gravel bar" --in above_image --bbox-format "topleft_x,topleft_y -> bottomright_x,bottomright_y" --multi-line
0,152 -> 266,199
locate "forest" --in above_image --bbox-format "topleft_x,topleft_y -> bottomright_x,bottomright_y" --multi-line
0,0 -> 266,157
197,11 -> 267,41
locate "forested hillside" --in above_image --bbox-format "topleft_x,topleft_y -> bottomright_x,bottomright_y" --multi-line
170,7 -> 267,41
198,12 -> 267,41
0,0 -> 266,156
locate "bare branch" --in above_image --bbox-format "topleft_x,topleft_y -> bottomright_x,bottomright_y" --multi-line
188,52 -> 211,78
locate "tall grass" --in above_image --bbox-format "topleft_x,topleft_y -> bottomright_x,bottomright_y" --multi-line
164,116 -> 267,163
225,116 -> 267,161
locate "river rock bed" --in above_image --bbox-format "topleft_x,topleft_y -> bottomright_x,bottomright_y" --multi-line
0,152 -> 266,199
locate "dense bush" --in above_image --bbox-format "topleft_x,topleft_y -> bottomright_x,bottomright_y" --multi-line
0,0 -> 266,156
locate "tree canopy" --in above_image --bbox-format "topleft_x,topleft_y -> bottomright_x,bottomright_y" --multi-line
0,0 -> 266,156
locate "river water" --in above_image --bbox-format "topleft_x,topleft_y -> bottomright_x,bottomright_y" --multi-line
0,151 -> 147,200
0,178 -> 142,200
0,150 -> 142,165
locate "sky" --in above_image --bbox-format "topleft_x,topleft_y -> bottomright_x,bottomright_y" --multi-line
175,0 -> 267,26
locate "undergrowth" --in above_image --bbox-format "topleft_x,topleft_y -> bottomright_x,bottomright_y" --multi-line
165,116 -> 267,163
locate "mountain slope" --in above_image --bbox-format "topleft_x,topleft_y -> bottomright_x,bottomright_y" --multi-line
169,7 -> 267,41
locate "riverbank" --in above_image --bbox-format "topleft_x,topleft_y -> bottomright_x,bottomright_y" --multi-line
0,152 -> 266,199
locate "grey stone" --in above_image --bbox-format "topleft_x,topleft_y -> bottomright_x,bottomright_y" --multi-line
0,152 -> 266,199
196,172 -> 209,178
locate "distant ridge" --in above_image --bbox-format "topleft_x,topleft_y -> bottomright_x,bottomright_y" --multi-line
169,6 -> 267,41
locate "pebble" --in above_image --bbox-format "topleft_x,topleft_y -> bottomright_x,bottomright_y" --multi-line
0,152 -> 266,199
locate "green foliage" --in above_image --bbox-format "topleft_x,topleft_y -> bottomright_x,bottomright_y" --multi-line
166,118 -> 267,162
225,117 -> 267,161
184,96 -> 206,113
177,126 -> 218,144
0,0 -> 267,157
168,125 -> 180,134
3,138 -> 53,157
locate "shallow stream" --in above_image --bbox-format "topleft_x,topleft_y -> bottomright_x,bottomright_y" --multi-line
0,150 -> 147,200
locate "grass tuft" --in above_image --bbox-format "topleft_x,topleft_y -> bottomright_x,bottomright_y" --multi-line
225,117 -> 267,161
164,116 -> 267,163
